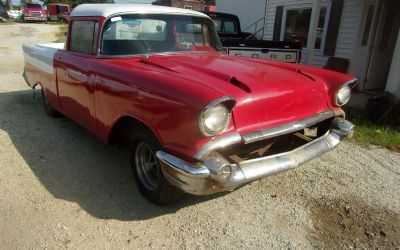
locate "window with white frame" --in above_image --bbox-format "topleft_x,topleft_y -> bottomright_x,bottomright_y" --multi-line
282,6 -> 328,49
184,5 -> 193,9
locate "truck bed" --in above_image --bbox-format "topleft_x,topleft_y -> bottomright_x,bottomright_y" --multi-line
23,43 -> 64,88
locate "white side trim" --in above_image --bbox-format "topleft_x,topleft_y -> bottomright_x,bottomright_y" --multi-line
23,43 -> 64,75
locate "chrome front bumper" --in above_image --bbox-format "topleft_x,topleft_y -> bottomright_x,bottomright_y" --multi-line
24,16 -> 47,21
156,116 -> 355,195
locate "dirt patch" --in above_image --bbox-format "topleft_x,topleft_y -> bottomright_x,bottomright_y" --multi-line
308,196 -> 400,249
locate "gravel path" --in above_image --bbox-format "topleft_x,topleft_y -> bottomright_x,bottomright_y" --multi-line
1,23 -> 399,249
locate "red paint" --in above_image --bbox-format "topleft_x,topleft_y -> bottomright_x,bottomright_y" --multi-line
25,15 -> 356,161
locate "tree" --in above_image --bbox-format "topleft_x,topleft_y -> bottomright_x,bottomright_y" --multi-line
203,0 -> 215,6
20,0 -> 31,7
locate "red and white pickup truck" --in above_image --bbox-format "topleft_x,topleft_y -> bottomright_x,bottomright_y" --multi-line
23,4 -> 357,205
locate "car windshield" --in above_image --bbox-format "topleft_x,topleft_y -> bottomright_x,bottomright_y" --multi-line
26,3 -> 42,8
101,14 -> 223,56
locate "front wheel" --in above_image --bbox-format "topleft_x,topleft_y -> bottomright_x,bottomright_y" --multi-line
129,128 -> 184,205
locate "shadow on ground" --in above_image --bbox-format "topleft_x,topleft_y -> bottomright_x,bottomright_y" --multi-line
0,89 -> 220,221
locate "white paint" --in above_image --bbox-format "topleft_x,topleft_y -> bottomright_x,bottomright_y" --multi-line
70,4 -> 209,18
22,43 -> 64,75
385,26 -> 400,98
306,0 -> 322,65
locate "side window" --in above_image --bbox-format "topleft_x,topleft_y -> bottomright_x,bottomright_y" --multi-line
70,21 -> 98,55
223,21 -> 236,34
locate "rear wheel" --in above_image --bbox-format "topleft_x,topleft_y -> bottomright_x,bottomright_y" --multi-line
41,89 -> 60,118
129,128 -> 184,205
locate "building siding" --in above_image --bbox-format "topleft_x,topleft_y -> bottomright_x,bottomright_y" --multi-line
262,0 -> 364,73
171,0 -> 205,11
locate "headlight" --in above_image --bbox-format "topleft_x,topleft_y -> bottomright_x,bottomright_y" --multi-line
335,85 -> 351,106
200,103 -> 231,136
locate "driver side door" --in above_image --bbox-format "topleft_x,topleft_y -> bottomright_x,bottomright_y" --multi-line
56,20 -> 99,132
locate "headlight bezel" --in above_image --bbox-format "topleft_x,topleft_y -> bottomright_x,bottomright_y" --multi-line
199,96 -> 235,137
334,79 -> 358,106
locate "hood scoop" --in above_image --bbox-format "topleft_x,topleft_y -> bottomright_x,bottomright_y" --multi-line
229,77 -> 251,93
296,69 -> 316,82
140,56 -> 251,93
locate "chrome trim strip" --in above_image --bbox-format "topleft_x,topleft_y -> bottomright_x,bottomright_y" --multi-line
156,151 -> 210,178
334,79 -> 358,106
195,132 -> 242,160
198,96 -> 236,137
343,78 -> 359,88
203,96 -> 236,110
242,110 -> 335,144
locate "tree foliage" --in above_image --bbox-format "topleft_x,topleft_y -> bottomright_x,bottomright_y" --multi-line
203,0 -> 215,6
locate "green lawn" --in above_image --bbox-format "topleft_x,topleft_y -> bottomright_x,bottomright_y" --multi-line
0,18 -> 16,25
55,24 -> 68,43
346,108 -> 400,152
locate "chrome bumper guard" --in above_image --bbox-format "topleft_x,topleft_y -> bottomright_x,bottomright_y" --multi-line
156,117 -> 355,195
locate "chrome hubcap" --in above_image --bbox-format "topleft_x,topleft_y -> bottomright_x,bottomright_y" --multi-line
135,142 -> 160,191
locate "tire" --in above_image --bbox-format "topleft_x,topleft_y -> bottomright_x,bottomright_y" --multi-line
41,89 -> 60,118
129,127 -> 184,205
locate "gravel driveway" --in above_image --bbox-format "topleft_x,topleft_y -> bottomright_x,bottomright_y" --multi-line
1,23 -> 399,249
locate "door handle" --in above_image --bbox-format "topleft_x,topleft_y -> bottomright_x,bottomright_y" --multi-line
66,69 -> 87,83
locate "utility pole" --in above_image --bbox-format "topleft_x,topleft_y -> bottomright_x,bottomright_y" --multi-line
7,0 -> 12,10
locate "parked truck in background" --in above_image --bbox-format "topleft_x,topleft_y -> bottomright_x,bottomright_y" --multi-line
204,11 -> 302,63
48,3 -> 70,23
22,2 -> 47,23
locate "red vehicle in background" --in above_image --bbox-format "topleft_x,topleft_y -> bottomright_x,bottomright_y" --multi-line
22,2 -> 47,23
48,3 -> 70,23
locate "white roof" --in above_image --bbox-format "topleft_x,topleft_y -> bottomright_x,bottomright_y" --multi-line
70,4 -> 209,18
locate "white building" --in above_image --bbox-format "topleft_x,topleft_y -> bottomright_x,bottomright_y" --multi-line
217,0 -> 400,97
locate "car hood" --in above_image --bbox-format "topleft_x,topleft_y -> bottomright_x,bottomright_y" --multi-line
138,53 -> 331,134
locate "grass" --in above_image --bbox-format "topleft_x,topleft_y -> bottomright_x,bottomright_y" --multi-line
54,24 -> 68,43
0,18 -> 16,25
346,107 -> 400,152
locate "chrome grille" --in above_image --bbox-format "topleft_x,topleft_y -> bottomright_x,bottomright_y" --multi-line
30,11 -> 41,16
